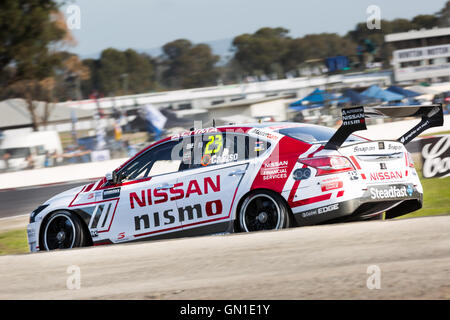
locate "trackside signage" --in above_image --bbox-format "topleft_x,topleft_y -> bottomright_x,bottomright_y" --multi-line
421,135 -> 450,178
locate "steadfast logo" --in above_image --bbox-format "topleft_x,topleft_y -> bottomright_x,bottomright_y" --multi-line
370,171 -> 403,181
129,176 -> 220,208
369,185 -> 413,200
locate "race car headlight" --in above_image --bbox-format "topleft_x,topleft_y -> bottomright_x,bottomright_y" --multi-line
30,204 -> 49,223
298,156 -> 355,176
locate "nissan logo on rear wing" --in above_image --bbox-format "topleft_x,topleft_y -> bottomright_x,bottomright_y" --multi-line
324,104 -> 444,150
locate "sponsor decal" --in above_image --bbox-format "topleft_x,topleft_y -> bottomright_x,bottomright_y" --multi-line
421,135 -> 450,178
354,145 -> 376,153
301,203 -> 339,218
348,171 -> 359,180
264,160 -> 288,169
380,163 -> 387,170
387,144 -> 402,151
378,142 -> 385,150
129,176 -> 220,209
342,107 -> 365,126
369,171 -> 403,181
103,187 -> 121,199
320,180 -> 343,192
254,141 -> 265,152
248,128 -> 279,141
171,127 -> 218,140
261,161 -> 286,177
369,185 -> 414,200
261,160 -> 289,180
133,200 -> 223,231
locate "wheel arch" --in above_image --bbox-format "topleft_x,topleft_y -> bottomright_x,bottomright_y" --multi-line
233,187 -> 296,232
38,208 -> 93,250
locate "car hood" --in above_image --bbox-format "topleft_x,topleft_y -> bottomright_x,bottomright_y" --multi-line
45,183 -> 89,204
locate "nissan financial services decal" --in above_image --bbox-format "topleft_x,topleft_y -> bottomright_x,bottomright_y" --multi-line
421,135 -> 450,178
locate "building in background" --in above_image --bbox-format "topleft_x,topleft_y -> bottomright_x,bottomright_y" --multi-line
385,27 -> 450,83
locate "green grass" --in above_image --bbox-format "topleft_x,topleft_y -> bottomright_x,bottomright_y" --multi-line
399,175 -> 450,218
0,229 -> 28,255
0,176 -> 448,255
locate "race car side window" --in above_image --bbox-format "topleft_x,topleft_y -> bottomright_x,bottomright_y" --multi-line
187,133 -> 271,169
118,141 -> 183,182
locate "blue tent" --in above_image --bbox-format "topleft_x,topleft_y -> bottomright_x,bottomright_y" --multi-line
386,86 -> 421,98
290,88 -> 349,108
341,89 -> 378,104
361,85 -> 404,102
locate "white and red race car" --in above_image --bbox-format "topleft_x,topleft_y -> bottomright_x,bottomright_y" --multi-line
27,105 -> 443,251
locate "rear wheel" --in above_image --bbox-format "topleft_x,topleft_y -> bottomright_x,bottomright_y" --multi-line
238,190 -> 293,232
41,211 -> 88,251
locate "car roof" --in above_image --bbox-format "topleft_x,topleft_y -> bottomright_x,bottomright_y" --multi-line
217,121 -> 311,132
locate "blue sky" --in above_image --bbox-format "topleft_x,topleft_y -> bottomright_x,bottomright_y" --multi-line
60,0 -> 447,57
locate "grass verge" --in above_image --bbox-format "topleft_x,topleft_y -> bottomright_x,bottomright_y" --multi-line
399,175 -> 450,218
0,229 -> 28,255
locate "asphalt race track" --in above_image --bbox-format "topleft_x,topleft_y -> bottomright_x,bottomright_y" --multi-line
0,181 -> 91,219
0,215 -> 449,299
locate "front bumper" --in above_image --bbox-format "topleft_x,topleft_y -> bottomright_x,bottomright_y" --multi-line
27,222 -> 39,252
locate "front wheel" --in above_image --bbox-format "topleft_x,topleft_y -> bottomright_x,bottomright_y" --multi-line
41,211 -> 89,251
238,190 -> 293,232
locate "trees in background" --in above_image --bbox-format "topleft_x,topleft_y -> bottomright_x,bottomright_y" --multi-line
1,0 -> 449,103
0,0 -> 74,130
161,39 -> 220,89
80,48 -> 156,97
232,27 -> 291,78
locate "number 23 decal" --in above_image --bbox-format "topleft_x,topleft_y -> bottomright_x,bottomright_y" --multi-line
205,135 -> 223,154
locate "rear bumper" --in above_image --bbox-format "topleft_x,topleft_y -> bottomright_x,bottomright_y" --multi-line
293,183 -> 422,226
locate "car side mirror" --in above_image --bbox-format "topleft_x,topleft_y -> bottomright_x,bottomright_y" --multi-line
105,171 -> 118,185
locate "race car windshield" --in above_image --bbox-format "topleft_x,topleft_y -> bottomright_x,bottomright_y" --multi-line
278,126 -> 366,144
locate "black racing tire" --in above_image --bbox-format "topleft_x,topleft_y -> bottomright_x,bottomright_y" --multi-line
237,190 -> 293,232
40,211 -> 89,251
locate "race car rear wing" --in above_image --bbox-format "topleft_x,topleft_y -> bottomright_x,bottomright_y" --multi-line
324,104 -> 444,150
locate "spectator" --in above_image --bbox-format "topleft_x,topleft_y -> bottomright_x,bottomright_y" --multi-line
26,153 -> 35,170
2,151 -> 11,172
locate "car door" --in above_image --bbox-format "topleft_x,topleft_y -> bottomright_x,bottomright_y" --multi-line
174,132 -> 250,233
107,140 -> 184,242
